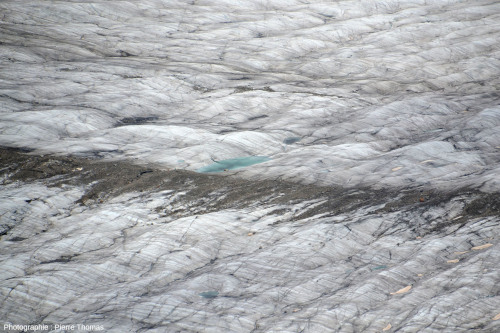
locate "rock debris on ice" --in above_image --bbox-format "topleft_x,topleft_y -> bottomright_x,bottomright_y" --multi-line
1,0 -> 499,332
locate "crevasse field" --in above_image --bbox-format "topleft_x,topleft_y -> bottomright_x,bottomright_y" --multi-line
1,0 -> 499,332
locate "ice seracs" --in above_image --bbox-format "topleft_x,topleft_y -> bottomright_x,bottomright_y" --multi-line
1,0 -> 499,331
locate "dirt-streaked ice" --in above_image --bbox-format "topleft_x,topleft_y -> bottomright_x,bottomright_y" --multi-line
1,0 -> 499,332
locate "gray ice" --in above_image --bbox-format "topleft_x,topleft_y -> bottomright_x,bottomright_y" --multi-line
1,0 -> 499,332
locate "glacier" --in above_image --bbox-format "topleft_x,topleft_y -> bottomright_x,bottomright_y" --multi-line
1,0 -> 499,332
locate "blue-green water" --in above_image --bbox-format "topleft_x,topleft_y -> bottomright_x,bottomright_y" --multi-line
197,156 -> 270,173
199,291 -> 219,298
370,265 -> 387,271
